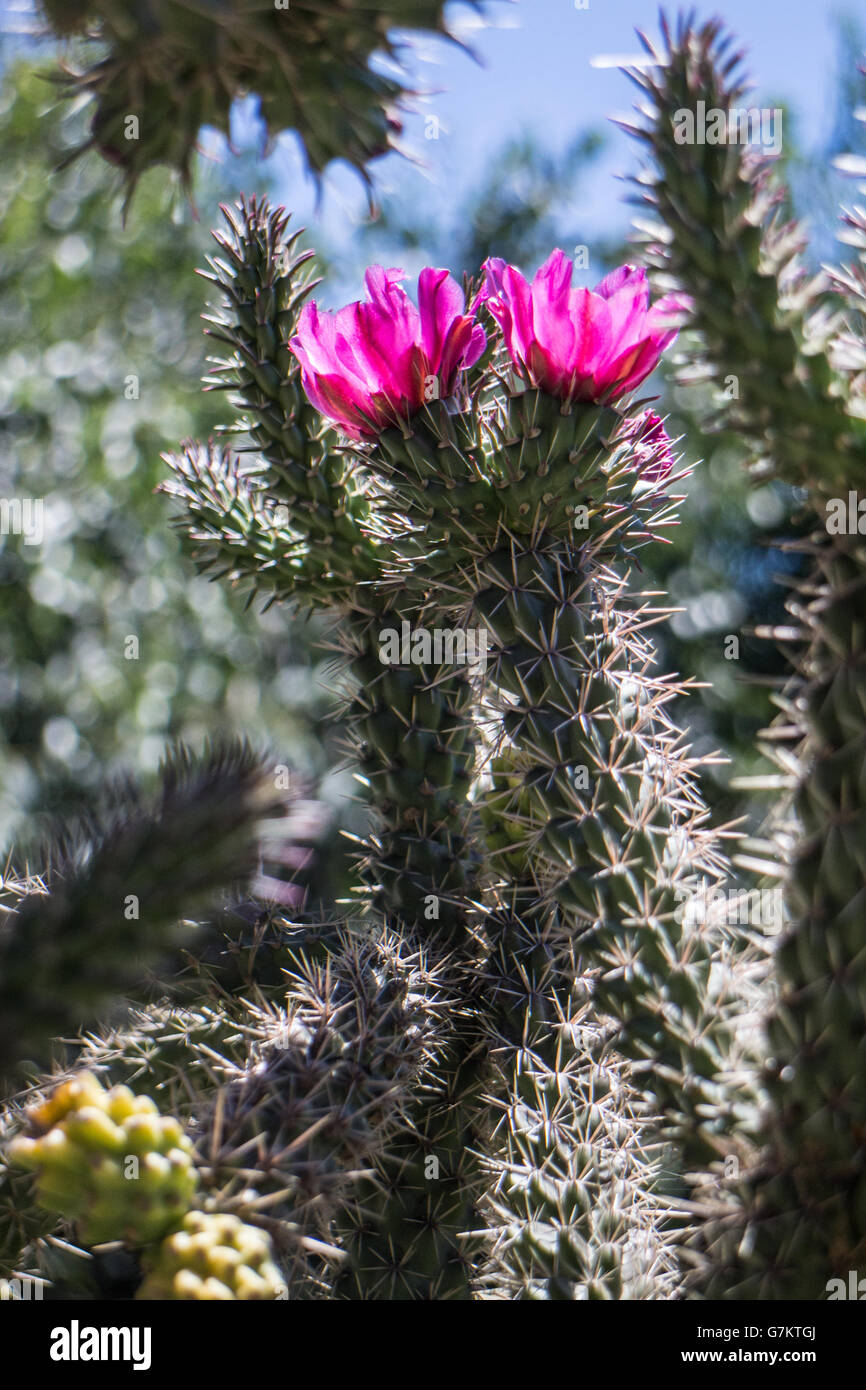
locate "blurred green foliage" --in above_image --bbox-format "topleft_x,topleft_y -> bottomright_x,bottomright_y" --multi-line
0,60 -> 349,848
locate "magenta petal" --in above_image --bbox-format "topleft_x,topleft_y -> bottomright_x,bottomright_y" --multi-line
600,284 -> 651,354
500,265 -> 535,364
485,295 -> 519,368
480,257 -> 508,301
593,264 -> 647,302
355,299 -> 419,403
293,261 -> 488,434
300,370 -> 376,437
465,322 -> 487,368
436,316 -> 472,392
525,341 -> 565,395
532,250 -> 576,369
363,265 -> 408,307
482,253 -> 685,405
290,303 -> 339,376
644,292 -> 693,335
570,288 -> 614,377
418,267 -> 465,369
532,249 -> 573,309
603,336 -> 663,397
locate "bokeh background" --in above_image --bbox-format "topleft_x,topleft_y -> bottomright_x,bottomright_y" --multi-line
0,0 -> 863,855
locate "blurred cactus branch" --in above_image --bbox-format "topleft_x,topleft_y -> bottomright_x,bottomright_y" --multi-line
0,739 -> 282,1078
39,0 -> 490,202
161,439 -> 354,608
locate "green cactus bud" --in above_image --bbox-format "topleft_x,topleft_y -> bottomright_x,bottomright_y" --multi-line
138,1211 -> 286,1301
7,1073 -> 198,1248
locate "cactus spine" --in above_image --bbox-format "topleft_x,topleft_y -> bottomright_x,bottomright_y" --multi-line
621,12 -> 866,1297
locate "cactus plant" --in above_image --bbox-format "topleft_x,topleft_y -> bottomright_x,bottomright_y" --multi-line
612,12 -> 866,1299
38,0 -> 487,199
153,200 -> 733,1300
9,7 -> 866,1305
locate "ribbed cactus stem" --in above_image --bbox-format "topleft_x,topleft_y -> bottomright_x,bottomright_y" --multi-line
331,969 -> 486,1301
341,592 -> 479,938
334,594 -> 486,1299
621,13 -> 866,1296
378,397 -> 734,1161
198,927 -> 445,1286
201,198 -> 383,603
624,15 -> 863,500
470,539 -> 726,1295
480,887 -> 673,1300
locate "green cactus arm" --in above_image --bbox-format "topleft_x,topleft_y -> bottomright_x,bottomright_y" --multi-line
0,740 -> 281,1079
189,202 -> 486,922
472,564 -> 742,1296
361,392 -> 742,1151
618,15 -> 866,1298
354,391 -> 757,1298
199,198 -> 386,604
161,439 -> 373,608
339,591 -> 481,940
328,595 -> 487,1301
477,873 -> 678,1301
475,663 -> 684,1301
202,924 -> 455,1294
173,198 -> 482,935
620,13 -> 866,494
330,956 -> 486,1301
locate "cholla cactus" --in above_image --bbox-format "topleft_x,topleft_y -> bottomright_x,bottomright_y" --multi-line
15,5 -> 866,1296
39,0 -> 487,199
150,196 -> 735,1300
610,11 -> 866,1298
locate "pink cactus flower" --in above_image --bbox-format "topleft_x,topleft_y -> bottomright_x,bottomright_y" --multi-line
619,410 -> 676,482
480,251 -> 691,404
289,266 -> 486,440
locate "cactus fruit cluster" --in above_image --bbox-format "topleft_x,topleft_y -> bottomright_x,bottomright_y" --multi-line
4,7 -> 866,1306
8,1073 -> 287,1300
38,0 -> 485,197
9,1074 -> 198,1247
138,1211 -> 286,1300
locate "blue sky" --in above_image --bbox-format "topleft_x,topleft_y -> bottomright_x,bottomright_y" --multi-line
253,0 -> 854,278
1,0 -> 860,288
